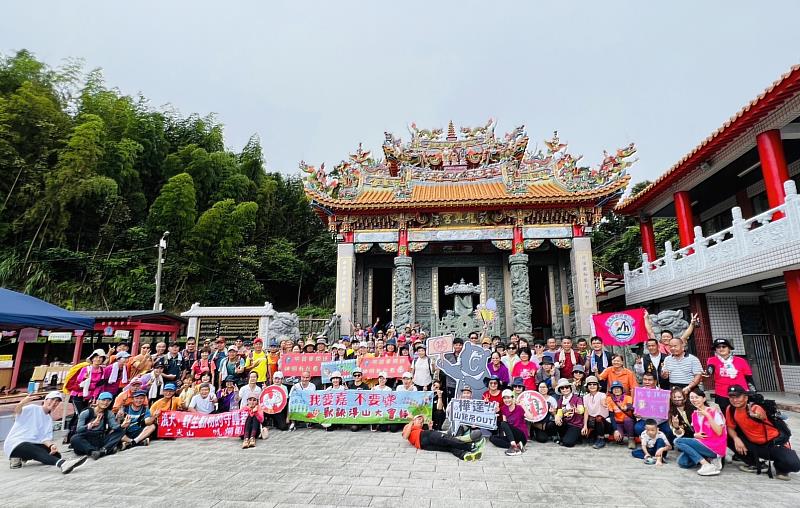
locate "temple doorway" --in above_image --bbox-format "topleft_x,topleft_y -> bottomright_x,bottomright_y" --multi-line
371,267 -> 392,327
438,267 -> 480,317
529,265 -> 551,339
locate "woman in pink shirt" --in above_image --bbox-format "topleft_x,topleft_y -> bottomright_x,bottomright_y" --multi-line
511,348 -> 539,391
706,338 -> 753,415
673,387 -> 727,476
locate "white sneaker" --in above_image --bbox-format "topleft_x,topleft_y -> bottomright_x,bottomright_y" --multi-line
712,457 -> 723,470
697,462 -> 720,476
58,456 -> 88,475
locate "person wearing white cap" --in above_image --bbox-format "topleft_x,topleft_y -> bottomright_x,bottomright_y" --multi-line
489,389 -> 529,455
103,351 -> 131,397
263,371 -> 289,431
322,371 -> 346,432
5,392 -> 88,474
395,372 -> 417,392
371,372 -> 392,432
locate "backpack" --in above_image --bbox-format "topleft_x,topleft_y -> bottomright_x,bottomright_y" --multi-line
726,393 -> 792,477
63,362 -> 89,394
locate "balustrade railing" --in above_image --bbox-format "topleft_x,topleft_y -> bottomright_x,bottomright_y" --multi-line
624,180 -> 800,299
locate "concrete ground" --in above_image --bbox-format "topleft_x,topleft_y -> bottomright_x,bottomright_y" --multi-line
1,416 -> 800,508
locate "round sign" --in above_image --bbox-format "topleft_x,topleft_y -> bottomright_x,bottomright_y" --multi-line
517,390 -> 549,422
104,326 -> 114,336
259,385 -> 288,414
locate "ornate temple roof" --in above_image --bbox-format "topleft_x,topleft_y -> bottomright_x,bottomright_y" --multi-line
301,120 -> 635,213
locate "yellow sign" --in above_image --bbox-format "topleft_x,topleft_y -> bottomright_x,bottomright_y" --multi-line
0,354 -> 12,368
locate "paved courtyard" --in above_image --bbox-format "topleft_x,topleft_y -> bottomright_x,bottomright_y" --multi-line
2,415 -> 800,508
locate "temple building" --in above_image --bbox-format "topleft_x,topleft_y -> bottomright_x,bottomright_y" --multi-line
617,65 -> 800,392
302,120 -> 636,339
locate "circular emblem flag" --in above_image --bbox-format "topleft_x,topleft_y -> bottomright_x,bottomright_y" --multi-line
517,390 -> 549,422
259,385 -> 288,414
605,313 -> 636,342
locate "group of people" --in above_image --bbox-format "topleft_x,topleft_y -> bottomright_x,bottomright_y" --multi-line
4,316 -> 798,481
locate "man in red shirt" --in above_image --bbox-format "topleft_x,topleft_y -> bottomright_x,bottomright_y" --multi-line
726,385 -> 799,480
402,415 -> 483,461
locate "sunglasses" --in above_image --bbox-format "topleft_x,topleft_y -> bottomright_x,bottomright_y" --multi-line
353,373 -> 362,376
587,382 -> 599,386
559,386 -> 571,390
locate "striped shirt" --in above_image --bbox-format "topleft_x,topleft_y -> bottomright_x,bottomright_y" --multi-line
663,353 -> 703,385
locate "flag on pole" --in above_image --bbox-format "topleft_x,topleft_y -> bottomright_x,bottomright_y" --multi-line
590,308 -> 648,346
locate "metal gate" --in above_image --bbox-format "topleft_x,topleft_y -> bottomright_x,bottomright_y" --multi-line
742,334 -> 780,392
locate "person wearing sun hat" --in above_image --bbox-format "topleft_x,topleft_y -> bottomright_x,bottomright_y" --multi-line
5,391 -> 88,474
553,378 -> 585,447
71,392 -> 125,459
581,375 -> 610,448
606,380 -> 636,449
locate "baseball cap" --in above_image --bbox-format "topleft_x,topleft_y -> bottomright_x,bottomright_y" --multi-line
273,371 -> 284,379
501,389 -> 514,398
228,345 -> 239,352
44,391 -> 64,401
133,390 -> 148,397
97,392 -> 113,401
164,383 -> 176,391
511,377 -> 525,387
713,338 -> 733,349
378,371 -> 388,378
353,367 -> 363,374
402,371 -> 412,379
572,364 -> 585,373
330,371 -> 342,379
728,385 -> 748,397
115,351 -> 131,359
610,381 -> 624,391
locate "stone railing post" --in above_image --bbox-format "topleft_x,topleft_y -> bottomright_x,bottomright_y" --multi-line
693,226 -> 707,270
664,241 -> 676,280
730,206 -> 748,256
784,180 -> 800,237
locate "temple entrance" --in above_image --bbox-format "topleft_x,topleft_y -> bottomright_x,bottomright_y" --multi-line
529,265 -> 551,339
371,267 -> 392,326
438,267 -> 479,317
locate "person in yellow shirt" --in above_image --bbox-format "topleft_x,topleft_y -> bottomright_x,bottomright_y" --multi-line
246,338 -> 268,385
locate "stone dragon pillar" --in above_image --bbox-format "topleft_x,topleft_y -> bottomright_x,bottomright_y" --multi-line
508,253 -> 532,339
393,255 -> 413,328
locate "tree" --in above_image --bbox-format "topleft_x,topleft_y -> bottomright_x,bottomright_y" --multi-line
147,172 -> 196,244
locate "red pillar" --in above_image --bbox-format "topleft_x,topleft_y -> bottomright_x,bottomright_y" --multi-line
398,228 -> 408,256
9,341 -> 25,390
785,270 -> 800,356
132,329 -> 142,355
512,225 -> 523,254
72,333 -> 84,365
756,130 -> 790,216
571,224 -> 585,237
688,293 -> 713,388
674,191 -> 695,248
639,217 -> 657,262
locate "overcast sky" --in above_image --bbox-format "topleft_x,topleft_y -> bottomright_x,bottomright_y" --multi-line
2,1 -> 799,188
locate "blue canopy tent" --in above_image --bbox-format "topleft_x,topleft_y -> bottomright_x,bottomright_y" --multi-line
0,288 -> 95,391
0,288 -> 95,329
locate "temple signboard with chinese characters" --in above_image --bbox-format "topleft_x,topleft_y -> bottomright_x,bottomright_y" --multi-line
302,120 -> 636,339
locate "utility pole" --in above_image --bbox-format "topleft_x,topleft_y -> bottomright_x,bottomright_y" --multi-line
153,231 -> 169,311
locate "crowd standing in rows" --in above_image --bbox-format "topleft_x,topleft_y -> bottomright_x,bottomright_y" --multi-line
4,315 -> 799,478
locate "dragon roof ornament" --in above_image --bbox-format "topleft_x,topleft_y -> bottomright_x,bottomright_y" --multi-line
301,120 -> 636,202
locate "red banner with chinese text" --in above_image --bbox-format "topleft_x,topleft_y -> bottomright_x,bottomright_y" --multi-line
156,410 -> 248,439
359,356 -> 411,379
280,353 -> 333,376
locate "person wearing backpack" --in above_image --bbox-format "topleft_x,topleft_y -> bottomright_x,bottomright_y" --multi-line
726,385 -> 799,480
